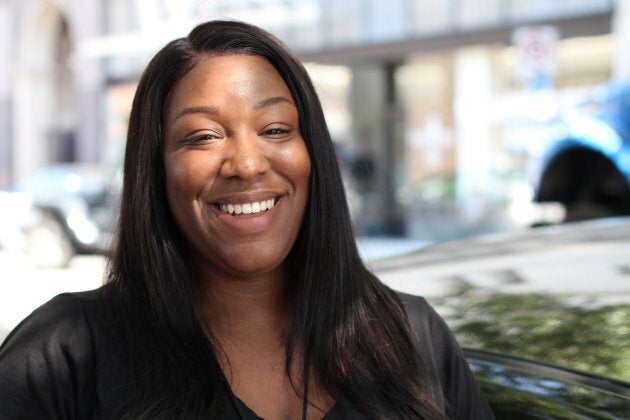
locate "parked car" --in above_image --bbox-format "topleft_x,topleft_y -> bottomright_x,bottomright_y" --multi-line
532,82 -> 630,223
370,217 -> 630,418
12,164 -> 120,268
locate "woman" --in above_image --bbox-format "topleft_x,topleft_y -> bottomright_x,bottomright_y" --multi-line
0,21 -> 493,419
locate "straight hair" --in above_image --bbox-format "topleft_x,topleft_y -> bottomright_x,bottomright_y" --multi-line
107,20 -> 445,419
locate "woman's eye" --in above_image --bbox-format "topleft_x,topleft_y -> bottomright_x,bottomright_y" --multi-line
262,127 -> 291,137
185,133 -> 218,144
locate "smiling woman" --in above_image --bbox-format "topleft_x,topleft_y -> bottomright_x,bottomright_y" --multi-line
0,20 -> 493,420
162,55 -> 311,281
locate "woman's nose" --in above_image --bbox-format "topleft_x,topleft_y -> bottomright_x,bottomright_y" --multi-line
219,133 -> 270,180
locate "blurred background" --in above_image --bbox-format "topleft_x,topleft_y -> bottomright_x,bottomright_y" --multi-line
2,0 -> 630,246
2,0 -> 630,331
2,0 -> 630,235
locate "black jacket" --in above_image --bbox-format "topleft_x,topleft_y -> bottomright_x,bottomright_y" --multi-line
0,288 -> 493,419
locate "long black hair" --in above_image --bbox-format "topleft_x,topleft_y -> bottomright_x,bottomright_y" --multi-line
107,20 -> 445,419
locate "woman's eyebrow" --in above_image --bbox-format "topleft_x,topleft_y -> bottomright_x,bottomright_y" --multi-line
171,97 -> 293,123
172,106 -> 218,122
255,96 -> 292,109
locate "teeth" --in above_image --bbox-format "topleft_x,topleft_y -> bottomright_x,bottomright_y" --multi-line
220,198 -> 276,215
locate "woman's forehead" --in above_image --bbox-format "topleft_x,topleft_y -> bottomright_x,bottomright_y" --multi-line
164,55 -> 296,121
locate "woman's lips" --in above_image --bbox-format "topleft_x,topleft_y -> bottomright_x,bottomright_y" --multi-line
216,196 -> 280,215
212,195 -> 283,234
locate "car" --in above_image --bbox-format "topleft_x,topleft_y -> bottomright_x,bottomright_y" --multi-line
11,164 -> 120,268
369,217 -> 630,418
531,82 -> 630,223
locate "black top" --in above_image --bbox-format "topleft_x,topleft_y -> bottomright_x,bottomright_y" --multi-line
0,289 -> 494,419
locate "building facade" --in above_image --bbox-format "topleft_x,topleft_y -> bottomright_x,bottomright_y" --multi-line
0,0 -> 624,239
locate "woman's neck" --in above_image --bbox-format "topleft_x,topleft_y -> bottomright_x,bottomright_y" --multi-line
198,267 -> 291,341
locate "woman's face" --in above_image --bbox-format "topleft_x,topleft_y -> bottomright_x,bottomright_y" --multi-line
163,54 -> 311,281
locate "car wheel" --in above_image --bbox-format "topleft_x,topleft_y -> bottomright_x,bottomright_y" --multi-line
25,213 -> 75,268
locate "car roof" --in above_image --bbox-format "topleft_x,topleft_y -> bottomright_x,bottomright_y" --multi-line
370,217 -> 630,384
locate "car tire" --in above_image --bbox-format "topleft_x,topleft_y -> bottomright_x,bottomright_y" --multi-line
25,213 -> 75,268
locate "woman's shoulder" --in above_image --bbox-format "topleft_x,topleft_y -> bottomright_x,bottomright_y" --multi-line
0,287 -> 112,370
394,290 -> 462,357
2,287 -> 109,345
395,290 -> 430,311
394,290 -> 496,419
4,287 -> 101,334
395,291 -> 445,334
0,286 -> 111,418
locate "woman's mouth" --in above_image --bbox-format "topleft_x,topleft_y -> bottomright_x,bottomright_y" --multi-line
218,197 -> 278,215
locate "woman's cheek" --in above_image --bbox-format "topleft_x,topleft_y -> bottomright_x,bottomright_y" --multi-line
168,154 -> 203,188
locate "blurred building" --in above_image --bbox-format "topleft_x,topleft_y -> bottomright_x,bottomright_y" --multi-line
0,0 -> 626,240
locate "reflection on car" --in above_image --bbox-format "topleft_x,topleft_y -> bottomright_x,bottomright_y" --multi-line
368,217 -> 630,418
11,164 -> 120,268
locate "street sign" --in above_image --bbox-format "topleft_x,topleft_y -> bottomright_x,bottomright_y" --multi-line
513,25 -> 559,89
